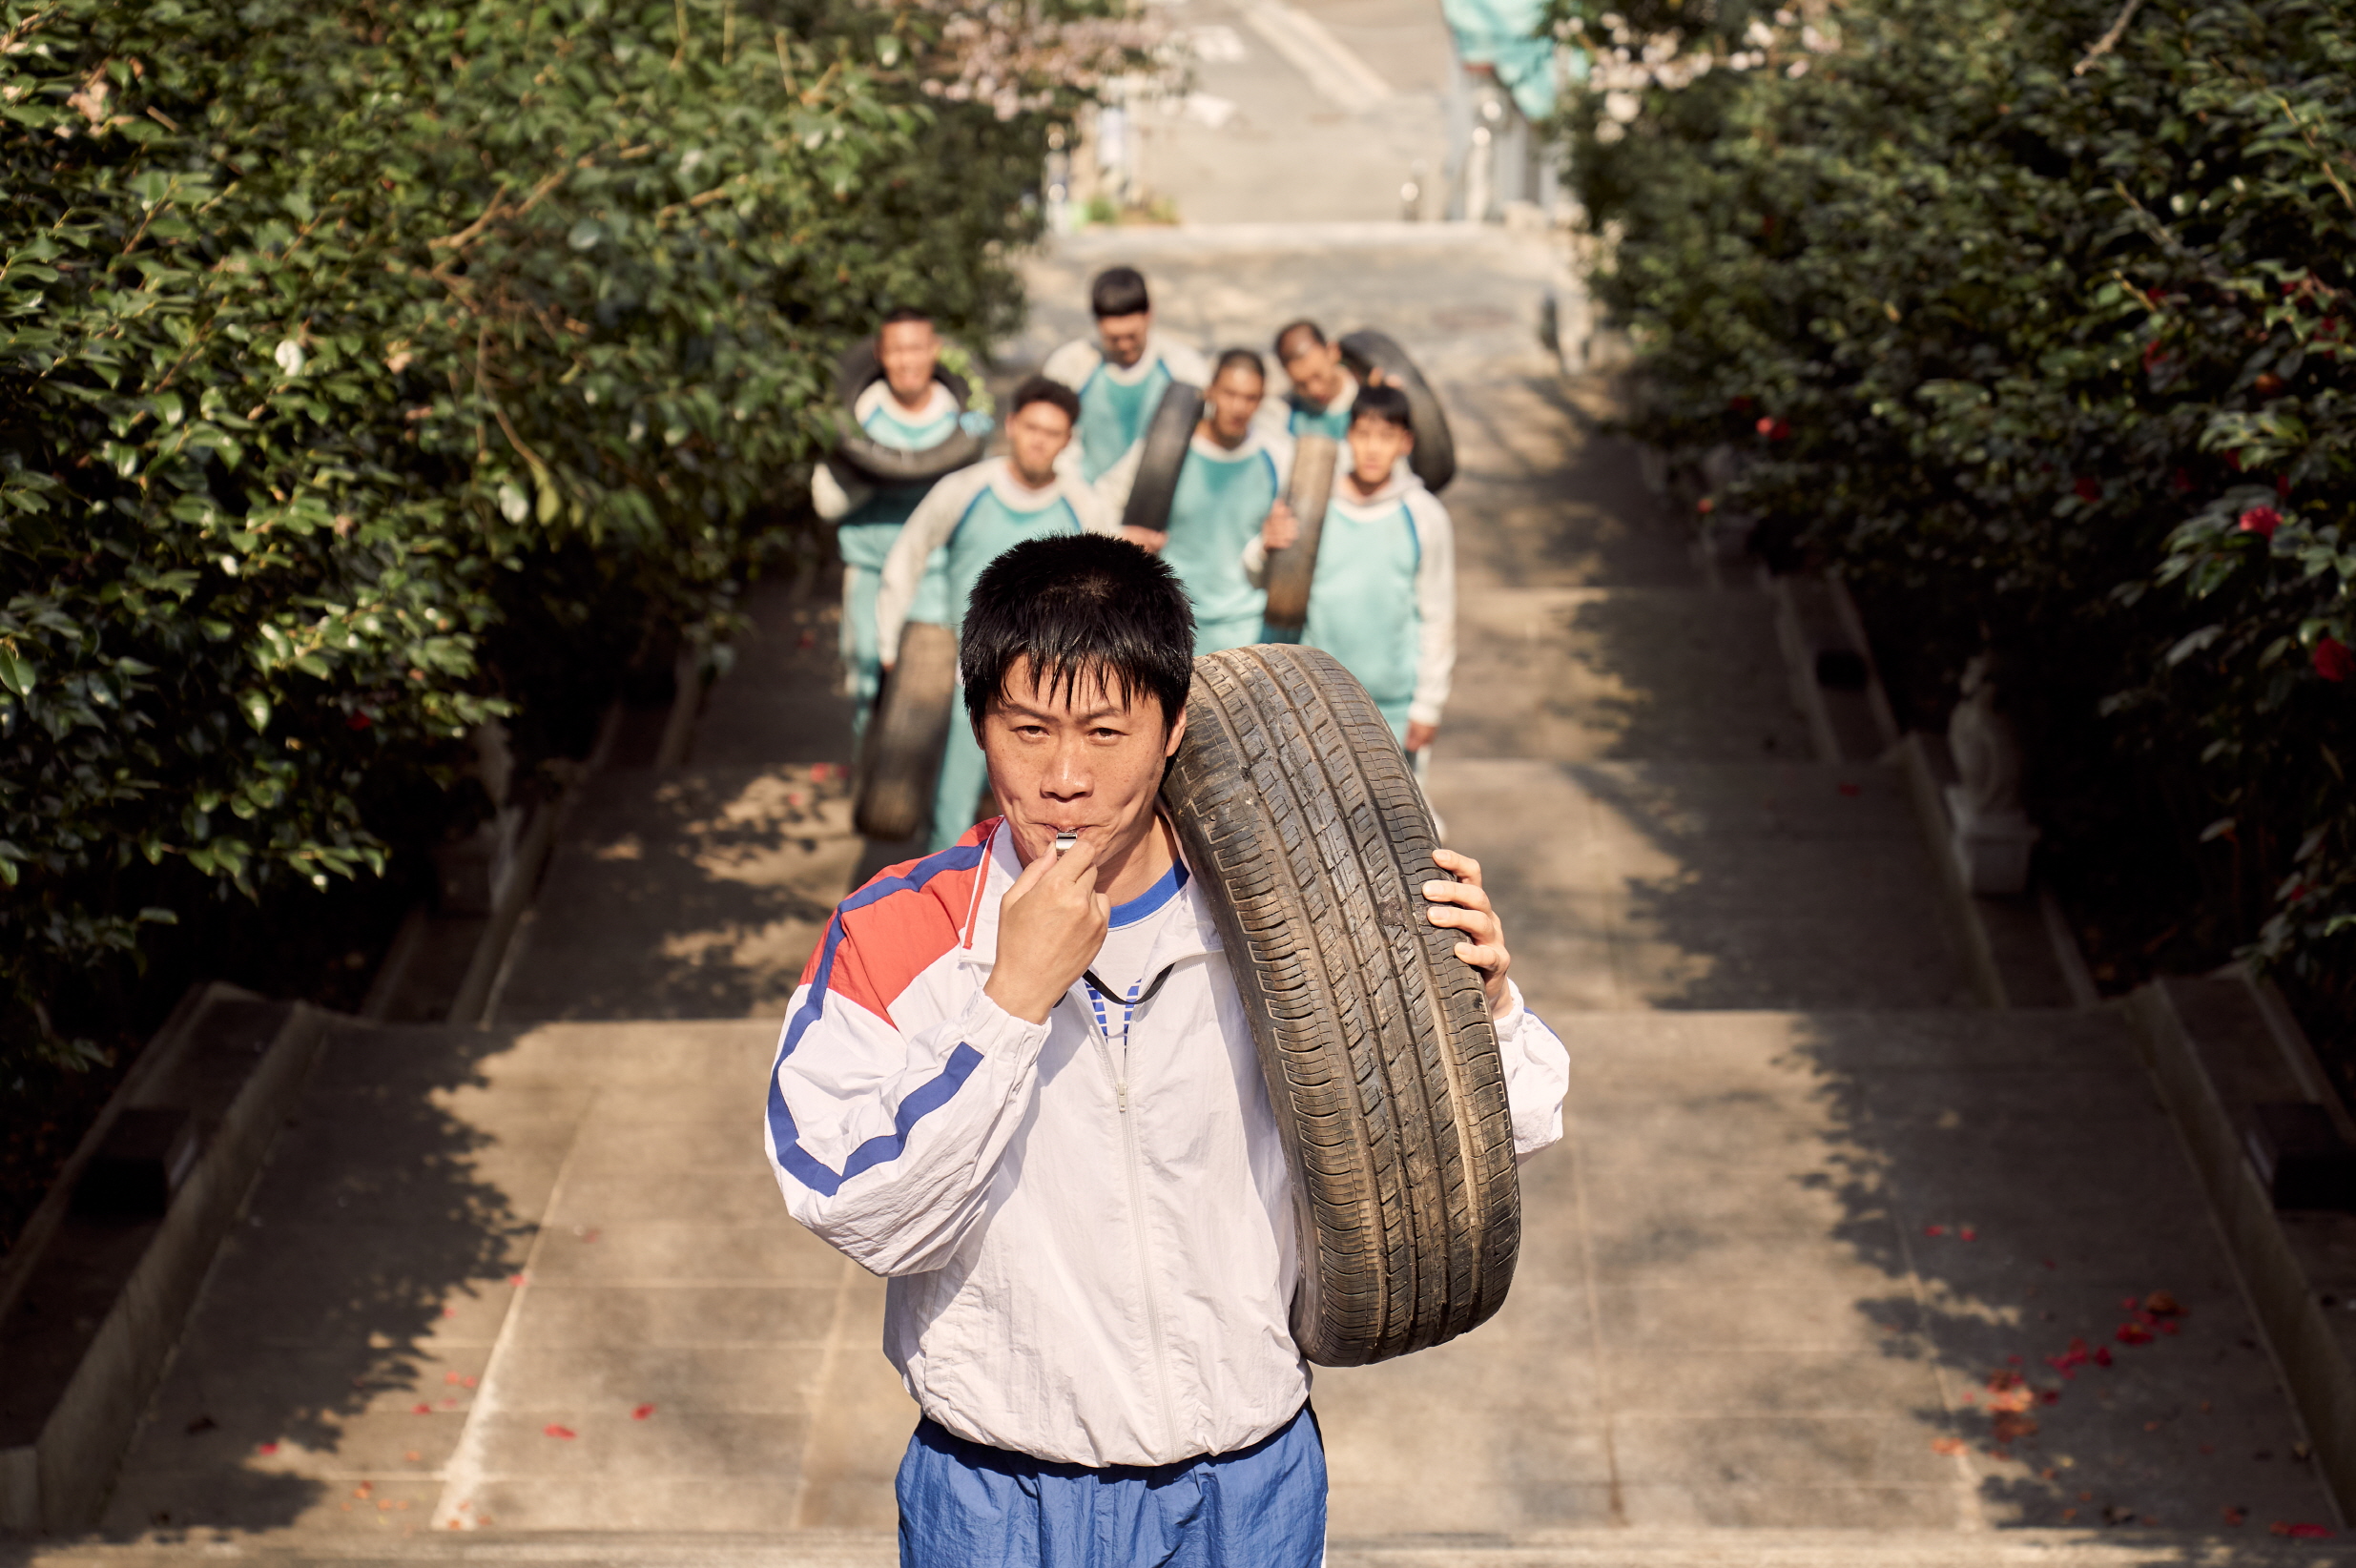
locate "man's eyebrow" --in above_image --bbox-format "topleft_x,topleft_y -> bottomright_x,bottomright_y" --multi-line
999,697 -> 1130,723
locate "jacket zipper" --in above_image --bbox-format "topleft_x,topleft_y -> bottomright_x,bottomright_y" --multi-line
1073,985 -> 1179,1456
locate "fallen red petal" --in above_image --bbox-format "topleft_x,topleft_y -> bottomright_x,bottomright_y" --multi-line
632,1403 -> 656,1420
543,1424 -> 576,1440
412,1403 -> 433,1415
257,1441 -> 279,1455
1925,1224 -> 1947,1237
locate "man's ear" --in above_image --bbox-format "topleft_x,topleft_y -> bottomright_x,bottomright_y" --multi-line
1163,704 -> 1188,759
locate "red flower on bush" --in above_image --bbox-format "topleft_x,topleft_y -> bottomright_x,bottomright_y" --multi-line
2277,472 -> 2292,498
1729,395 -> 1754,414
2074,476 -> 2102,503
2238,505 -> 2281,539
1697,497 -> 1717,514
2141,340 -> 2169,372
2171,468 -> 2195,495
1755,416 -> 1791,441
2315,637 -> 2355,683
346,711 -> 374,731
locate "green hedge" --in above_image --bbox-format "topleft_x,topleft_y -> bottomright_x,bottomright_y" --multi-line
1,0 -> 1125,1071
1554,0 -> 2356,1001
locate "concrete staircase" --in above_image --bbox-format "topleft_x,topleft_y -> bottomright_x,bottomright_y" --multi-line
15,1528 -> 2356,1566
38,232 -> 2349,1562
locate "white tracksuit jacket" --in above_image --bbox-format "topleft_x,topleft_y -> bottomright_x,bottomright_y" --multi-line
761,818 -> 1571,1468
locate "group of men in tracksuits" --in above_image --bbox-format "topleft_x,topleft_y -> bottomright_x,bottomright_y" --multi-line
816,266 -> 1459,855
775,267 -> 1552,1568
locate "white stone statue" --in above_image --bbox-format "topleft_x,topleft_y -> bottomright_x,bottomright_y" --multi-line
1944,651 -> 2038,896
1947,652 -> 2025,819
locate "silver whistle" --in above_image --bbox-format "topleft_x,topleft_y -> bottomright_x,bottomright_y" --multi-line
1054,831 -> 1079,855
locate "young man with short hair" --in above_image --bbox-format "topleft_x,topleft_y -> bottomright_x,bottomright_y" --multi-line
814,308 -> 969,731
876,377 -> 1122,852
763,534 -> 1567,1567
1112,346 -> 1296,653
1269,319 -> 1360,443
1247,383 -> 1454,753
1041,265 -> 1212,484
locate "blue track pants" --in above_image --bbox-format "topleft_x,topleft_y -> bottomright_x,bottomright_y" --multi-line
897,1406 -> 1326,1568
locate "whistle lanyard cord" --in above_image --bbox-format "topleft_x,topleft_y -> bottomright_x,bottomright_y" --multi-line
1080,962 -> 1177,1054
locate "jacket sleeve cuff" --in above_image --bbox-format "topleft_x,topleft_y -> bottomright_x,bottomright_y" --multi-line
955,986 -> 1055,1093
1407,699 -> 1444,728
1489,978 -> 1527,1042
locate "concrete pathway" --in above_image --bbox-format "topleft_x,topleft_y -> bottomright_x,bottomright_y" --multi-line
56,0 -> 2347,1543
67,225 -> 2344,1561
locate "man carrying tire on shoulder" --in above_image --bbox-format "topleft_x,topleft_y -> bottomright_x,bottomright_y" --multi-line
875,377 -> 1123,855
816,308 -> 981,732
1244,382 -> 1454,754
763,533 -> 1568,1567
1041,265 -> 1211,484
1267,319 -> 1361,443
1104,346 -> 1295,653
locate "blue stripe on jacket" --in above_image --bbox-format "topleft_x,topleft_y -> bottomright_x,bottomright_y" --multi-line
767,843 -> 988,1197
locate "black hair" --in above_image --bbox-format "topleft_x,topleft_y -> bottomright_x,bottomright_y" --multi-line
1212,347 -> 1266,384
1010,374 -> 1082,424
1351,382 -> 1414,434
879,306 -> 934,328
961,535 -> 1195,731
1090,266 -> 1152,319
1272,319 -> 1327,360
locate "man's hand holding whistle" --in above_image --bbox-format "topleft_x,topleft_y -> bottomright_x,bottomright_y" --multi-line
983,830 -> 1111,1023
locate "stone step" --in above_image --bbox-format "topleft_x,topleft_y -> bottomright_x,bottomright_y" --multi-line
490,765 -> 860,1024
1431,757 -> 1975,1012
16,1529 -> 2353,1566
93,1003 -> 2341,1540
1446,587 -> 1810,765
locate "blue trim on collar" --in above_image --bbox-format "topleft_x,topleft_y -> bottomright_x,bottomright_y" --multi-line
1109,859 -> 1189,928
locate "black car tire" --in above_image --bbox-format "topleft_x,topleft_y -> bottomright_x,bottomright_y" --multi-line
854,621 -> 961,842
1260,434 -> 1337,633
834,340 -> 987,486
1119,382 -> 1206,536
1337,330 -> 1456,493
1161,644 -> 1520,1365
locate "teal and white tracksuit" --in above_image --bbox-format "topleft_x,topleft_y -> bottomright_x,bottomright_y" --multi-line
1266,373 -> 1357,444
1042,334 -> 1212,484
1156,426 -> 1292,653
875,458 -> 1122,850
815,382 -> 964,732
1241,460 -> 1456,742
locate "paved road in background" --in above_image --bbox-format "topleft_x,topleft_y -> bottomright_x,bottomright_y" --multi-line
1123,0 -> 1454,222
